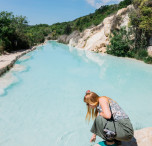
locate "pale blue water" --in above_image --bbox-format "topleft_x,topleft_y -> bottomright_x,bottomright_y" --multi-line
0,40 -> 152,146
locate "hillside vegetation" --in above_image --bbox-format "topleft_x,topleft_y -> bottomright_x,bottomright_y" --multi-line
49,0 -> 132,39
107,0 -> 152,63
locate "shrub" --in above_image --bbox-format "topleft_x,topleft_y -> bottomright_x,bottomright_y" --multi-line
129,0 -> 152,49
0,39 -> 5,54
107,27 -> 134,57
144,56 -> 152,64
135,49 -> 148,60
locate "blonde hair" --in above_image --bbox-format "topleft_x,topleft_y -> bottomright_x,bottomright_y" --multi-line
84,92 -> 99,122
83,91 -> 114,122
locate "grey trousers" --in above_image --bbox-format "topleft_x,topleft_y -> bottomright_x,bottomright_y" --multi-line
90,116 -> 134,141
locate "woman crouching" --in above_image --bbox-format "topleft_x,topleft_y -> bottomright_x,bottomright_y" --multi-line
84,90 -> 134,146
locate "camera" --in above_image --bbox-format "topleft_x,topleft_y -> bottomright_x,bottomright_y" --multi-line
103,128 -> 116,141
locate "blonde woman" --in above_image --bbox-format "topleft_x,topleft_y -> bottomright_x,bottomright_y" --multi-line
84,90 -> 134,146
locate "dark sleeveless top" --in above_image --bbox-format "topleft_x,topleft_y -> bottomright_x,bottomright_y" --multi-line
97,98 -> 129,121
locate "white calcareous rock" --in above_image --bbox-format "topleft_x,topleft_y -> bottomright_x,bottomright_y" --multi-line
133,127 -> 152,146
68,5 -> 135,53
103,16 -> 113,37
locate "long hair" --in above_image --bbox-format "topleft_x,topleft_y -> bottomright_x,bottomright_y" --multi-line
84,91 -> 99,122
83,91 -> 114,123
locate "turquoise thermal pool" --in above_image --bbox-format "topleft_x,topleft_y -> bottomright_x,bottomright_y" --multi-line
0,41 -> 152,146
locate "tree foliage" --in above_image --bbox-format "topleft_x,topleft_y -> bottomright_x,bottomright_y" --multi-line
49,0 -> 132,38
129,0 -> 152,47
0,11 -> 51,54
107,0 -> 152,64
107,27 -> 135,57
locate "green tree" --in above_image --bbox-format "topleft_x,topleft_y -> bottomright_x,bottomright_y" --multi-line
0,39 -> 5,54
107,27 -> 134,57
64,24 -> 72,34
0,11 -> 50,53
0,11 -> 29,52
129,0 -> 152,47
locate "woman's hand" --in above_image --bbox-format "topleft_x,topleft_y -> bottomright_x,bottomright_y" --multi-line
90,133 -> 96,142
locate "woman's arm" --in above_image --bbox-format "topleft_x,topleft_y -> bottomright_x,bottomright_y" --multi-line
98,97 -> 111,119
